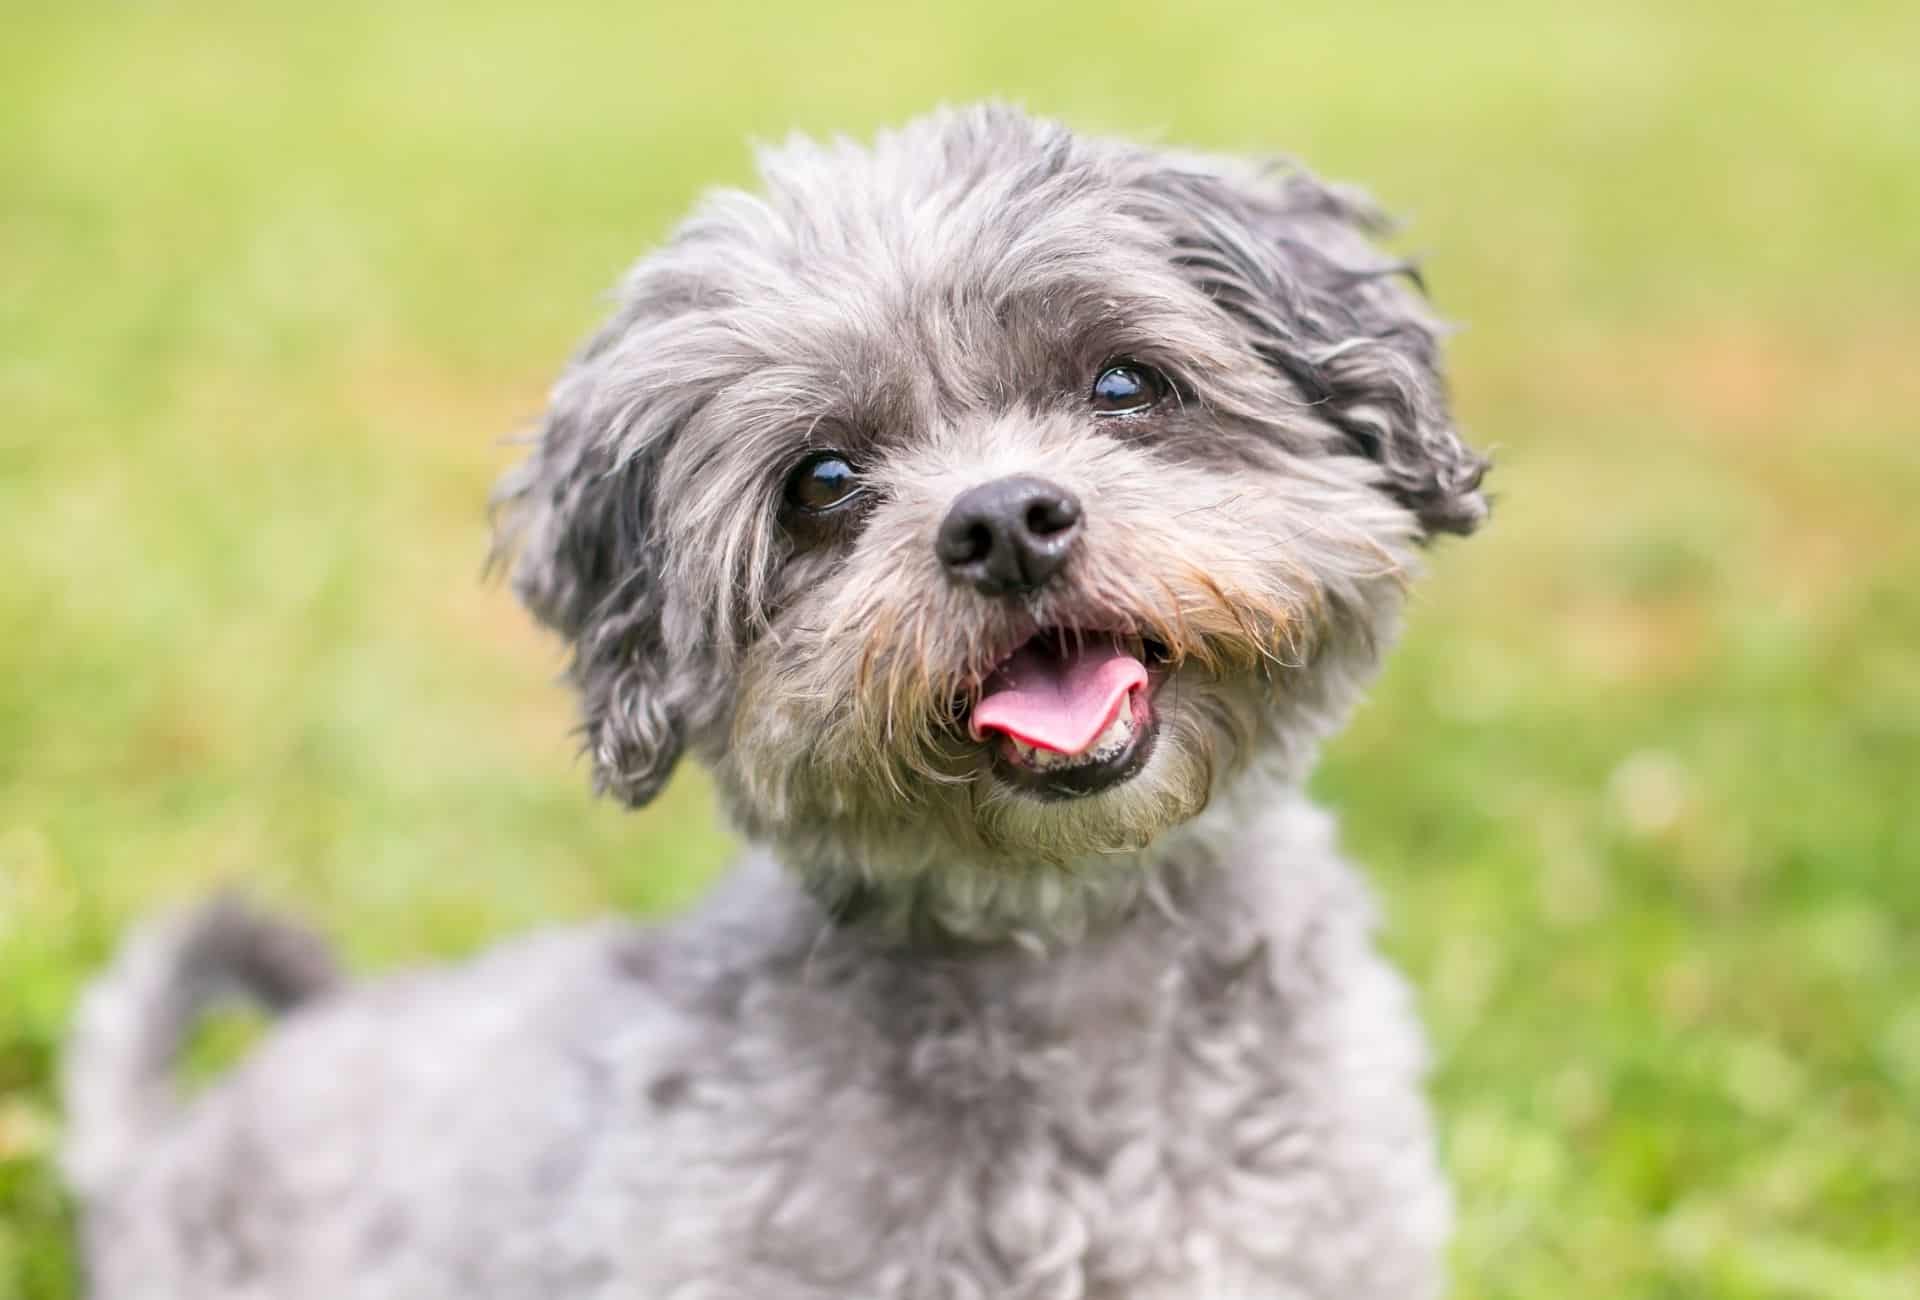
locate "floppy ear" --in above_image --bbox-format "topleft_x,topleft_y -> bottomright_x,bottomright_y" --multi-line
1146,161 -> 1489,537
492,306 -> 689,808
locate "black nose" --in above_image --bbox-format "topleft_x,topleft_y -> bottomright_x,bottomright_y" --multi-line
935,475 -> 1082,597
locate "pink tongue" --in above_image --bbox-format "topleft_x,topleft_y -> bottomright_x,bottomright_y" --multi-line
970,640 -> 1149,755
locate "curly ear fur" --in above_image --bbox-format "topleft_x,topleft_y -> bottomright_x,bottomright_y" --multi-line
491,307 -> 688,808
1143,162 -> 1489,537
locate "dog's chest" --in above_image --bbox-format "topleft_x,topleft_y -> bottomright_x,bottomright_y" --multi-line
639,931 -> 1426,1300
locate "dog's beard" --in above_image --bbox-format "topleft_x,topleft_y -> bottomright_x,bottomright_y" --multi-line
720,567 -> 1321,880
719,638 -> 1327,945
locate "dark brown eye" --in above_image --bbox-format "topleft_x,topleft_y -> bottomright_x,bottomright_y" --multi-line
783,451 -> 862,513
1090,362 -> 1167,415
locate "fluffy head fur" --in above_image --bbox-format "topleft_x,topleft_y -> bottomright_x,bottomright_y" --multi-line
496,105 -> 1483,940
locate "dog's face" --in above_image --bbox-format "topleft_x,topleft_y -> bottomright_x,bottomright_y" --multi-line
498,106 -> 1485,909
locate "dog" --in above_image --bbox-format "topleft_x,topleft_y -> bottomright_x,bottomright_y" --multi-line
64,103 -> 1488,1299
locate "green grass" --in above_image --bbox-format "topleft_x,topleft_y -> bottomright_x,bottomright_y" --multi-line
3,2 -> 1916,1296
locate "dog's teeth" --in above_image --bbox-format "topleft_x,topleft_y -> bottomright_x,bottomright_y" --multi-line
1086,709 -> 1133,760
1002,702 -> 1141,774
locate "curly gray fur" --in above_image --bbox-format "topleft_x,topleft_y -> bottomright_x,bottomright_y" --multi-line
67,103 -> 1487,1299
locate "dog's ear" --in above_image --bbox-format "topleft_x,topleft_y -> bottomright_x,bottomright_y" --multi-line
492,284 -> 697,808
1143,161 -> 1489,537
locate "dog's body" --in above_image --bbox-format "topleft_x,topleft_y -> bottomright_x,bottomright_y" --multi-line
66,105 -> 1485,1299
69,796 -> 1443,1299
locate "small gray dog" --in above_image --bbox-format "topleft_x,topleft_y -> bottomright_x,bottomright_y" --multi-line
65,104 -> 1487,1299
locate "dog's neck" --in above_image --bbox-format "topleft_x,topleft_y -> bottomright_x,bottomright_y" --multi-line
787,760 -> 1311,953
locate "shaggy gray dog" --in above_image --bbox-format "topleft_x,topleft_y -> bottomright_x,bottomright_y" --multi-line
65,104 -> 1488,1299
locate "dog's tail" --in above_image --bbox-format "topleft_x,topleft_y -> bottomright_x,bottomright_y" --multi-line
62,896 -> 341,1197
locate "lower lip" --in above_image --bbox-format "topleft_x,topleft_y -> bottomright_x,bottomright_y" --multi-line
985,682 -> 1160,800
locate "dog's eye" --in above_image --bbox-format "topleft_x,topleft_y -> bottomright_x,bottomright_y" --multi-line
1089,362 -> 1167,415
784,452 -> 863,513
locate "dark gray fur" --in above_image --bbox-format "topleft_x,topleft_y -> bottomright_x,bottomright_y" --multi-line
66,104 -> 1487,1298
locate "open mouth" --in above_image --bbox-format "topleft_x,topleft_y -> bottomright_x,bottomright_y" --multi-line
968,630 -> 1169,798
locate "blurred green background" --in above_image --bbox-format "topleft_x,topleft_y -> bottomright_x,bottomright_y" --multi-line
3,1 -> 1916,1296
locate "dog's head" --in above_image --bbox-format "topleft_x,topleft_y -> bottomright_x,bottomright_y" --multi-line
496,106 -> 1486,926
